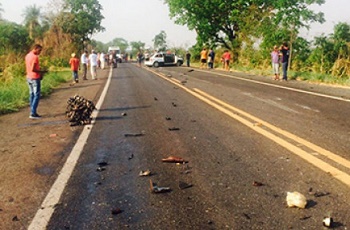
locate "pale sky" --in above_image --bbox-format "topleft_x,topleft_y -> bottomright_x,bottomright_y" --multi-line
1,0 -> 349,48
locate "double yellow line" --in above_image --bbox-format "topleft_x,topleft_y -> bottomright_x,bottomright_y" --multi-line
149,68 -> 350,188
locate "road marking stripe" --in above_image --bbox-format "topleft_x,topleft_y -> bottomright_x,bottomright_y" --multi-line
28,68 -> 113,230
194,89 -> 350,171
193,68 -> 350,102
147,68 -> 350,187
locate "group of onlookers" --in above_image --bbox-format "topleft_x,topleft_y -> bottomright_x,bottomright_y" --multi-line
185,43 -> 290,80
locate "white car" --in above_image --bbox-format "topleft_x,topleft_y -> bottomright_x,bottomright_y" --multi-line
144,52 -> 183,67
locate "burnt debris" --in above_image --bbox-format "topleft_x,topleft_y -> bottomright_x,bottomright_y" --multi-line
66,95 -> 96,126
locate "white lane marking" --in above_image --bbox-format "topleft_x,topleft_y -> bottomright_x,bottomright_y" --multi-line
193,68 -> 350,102
28,68 -> 113,230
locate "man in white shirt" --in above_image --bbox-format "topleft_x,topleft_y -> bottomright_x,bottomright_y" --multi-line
89,50 -> 98,80
100,52 -> 105,69
80,50 -> 89,80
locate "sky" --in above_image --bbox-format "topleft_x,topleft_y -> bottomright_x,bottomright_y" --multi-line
1,0 -> 350,48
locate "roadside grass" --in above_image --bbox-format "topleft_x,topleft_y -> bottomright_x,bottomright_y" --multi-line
0,70 -> 71,114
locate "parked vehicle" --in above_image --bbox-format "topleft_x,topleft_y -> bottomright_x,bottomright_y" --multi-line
108,46 -> 122,63
144,52 -> 183,67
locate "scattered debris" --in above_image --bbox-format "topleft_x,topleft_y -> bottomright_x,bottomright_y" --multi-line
154,97 -> 158,101
139,170 -> 152,176
12,216 -> 19,221
252,181 -> 264,187
323,217 -> 333,228
286,191 -> 307,209
97,161 -> 108,167
314,192 -> 330,198
162,156 -> 188,163
253,122 -> 262,127
188,69 -> 194,72
124,133 -> 144,137
150,180 -> 171,193
168,127 -> 180,131
165,116 -> 171,120
111,208 -> 123,215
121,112 -> 127,116
128,154 -> 134,160
181,80 -> 187,84
179,181 -> 192,190
66,95 -> 96,126
49,133 -> 58,138
172,102 -> 177,107
96,166 -> 106,172
300,216 -> 312,221
243,213 -> 251,220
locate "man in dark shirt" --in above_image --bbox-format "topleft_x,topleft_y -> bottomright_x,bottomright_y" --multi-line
186,51 -> 191,67
280,42 -> 290,81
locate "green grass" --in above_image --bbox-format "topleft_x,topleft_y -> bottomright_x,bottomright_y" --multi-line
0,70 -> 71,114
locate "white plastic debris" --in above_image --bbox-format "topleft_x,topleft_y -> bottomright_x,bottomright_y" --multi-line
323,217 -> 333,228
139,170 -> 151,176
286,191 -> 307,209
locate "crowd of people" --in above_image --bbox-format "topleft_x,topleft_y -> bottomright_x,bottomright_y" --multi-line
185,43 -> 290,79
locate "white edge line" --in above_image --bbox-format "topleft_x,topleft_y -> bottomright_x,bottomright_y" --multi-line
194,68 -> 350,102
28,67 -> 113,230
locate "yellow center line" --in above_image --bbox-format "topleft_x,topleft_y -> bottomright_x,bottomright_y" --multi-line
146,68 -> 350,187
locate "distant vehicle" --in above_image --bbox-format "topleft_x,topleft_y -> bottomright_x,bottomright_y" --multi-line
108,46 -> 122,63
144,52 -> 183,67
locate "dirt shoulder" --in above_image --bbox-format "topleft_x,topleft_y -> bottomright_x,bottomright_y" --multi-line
0,68 -> 110,229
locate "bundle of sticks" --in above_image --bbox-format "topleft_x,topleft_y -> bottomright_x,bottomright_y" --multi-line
66,95 -> 96,126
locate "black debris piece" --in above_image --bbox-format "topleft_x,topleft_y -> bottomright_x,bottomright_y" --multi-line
165,116 -> 171,120
124,133 -> 144,137
179,181 -> 192,190
66,95 -> 95,126
128,154 -> 134,160
12,216 -> 19,221
172,102 -> 177,107
168,127 -> 180,131
97,161 -> 108,167
150,180 -> 171,193
96,166 -> 106,172
188,69 -> 194,72
111,208 -> 123,215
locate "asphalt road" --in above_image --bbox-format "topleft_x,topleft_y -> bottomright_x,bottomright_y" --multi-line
43,63 -> 350,229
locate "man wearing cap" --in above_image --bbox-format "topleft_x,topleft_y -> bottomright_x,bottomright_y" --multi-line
69,52 -> 80,84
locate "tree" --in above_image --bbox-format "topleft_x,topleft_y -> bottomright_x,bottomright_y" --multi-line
130,41 -> 145,54
0,3 -> 3,20
165,0 -> 325,61
0,21 -> 30,54
153,30 -> 167,51
22,4 -> 42,40
61,0 -> 105,49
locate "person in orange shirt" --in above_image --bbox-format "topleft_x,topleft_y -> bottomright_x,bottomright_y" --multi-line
25,44 -> 47,119
200,48 -> 208,69
69,53 -> 80,84
222,50 -> 231,71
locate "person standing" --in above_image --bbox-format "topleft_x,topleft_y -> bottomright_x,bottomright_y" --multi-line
208,49 -> 215,69
222,50 -> 231,71
137,51 -> 143,67
280,42 -> 290,81
100,52 -> 105,69
69,53 -> 80,84
200,48 -> 208,69
186,51 -> 191,67
25,44 -> 47,119
89,50 -> 98,80
271,46 -> 280,80
80,50 -> 89,80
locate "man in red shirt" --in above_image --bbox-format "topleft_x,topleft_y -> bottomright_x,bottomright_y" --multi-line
25,44 -> 47,119
69,53 -> 80,84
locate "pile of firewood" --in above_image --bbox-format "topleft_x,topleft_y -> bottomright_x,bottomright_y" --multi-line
66,95 -> 96,126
